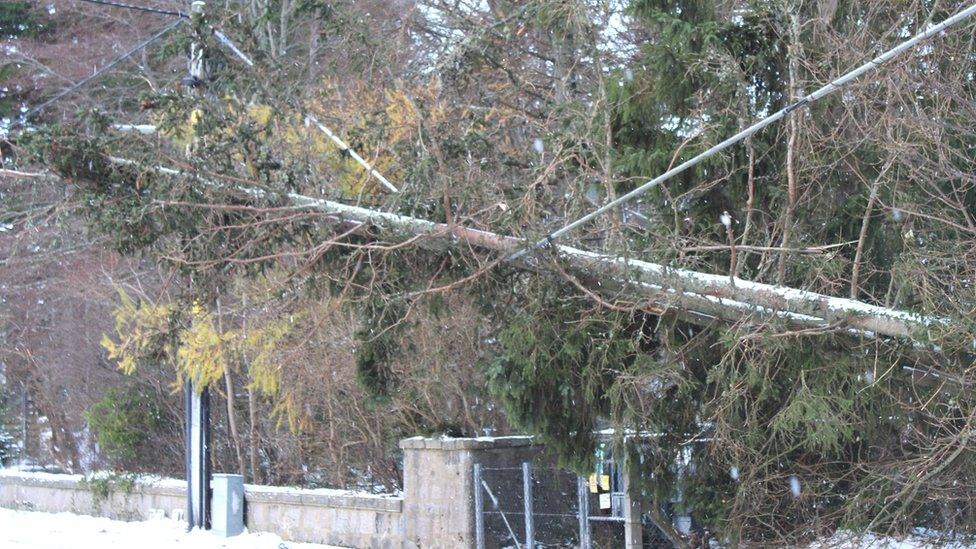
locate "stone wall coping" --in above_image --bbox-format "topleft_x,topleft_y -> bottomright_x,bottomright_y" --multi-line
0,471 -> 185,497
398,435 -> 537,451
243,484 -> 403,513
0,471 -> 402,513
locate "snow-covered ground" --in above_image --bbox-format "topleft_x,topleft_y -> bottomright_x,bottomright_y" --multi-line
810,531 -> 975,549
0,508 -> 346,549
3,506 -> 974,549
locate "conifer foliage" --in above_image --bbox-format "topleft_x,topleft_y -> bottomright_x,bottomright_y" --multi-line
8,0 -> 976,543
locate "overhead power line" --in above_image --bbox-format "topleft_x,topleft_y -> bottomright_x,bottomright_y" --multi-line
74,0 -> 256,70
9,18 -> 185,130
76,0 -> 187,18
509,2 -> 976,261
76,0 -> 259,72
73,0 -> 255,70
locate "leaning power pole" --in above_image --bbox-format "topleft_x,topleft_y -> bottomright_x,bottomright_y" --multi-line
184,0 -> 212,532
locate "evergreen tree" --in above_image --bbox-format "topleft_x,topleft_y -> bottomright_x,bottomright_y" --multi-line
14,0 -> 976,542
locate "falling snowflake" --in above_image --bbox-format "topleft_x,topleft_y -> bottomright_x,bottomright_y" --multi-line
789,475 -> 801,498
720,211 -> 732,228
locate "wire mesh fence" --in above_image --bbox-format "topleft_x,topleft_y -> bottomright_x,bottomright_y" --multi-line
530,467 -> 580,547
476,463 -> 580,548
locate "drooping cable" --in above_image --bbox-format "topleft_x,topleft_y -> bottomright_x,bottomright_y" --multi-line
75,0 -> 187,18
508,2 -> 976,261
8,18 -> 185,131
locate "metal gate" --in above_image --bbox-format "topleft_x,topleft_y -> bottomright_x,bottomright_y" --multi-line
474,460 -> 645,548
474,462 -> 580,548
576,462 -> 627,549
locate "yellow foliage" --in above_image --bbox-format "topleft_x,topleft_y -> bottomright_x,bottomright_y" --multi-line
176,302 -> 234,392
272,393 -> 309,434
241,315 -> 297,397
158,83 -> 453,201
157,108 -> 205,152
384,89 -> 420,144
245,103 -> 273,126
101,285 -> 317,433
239,312 -> 315,433
101,288 -> 173,376
382,80 -> 449,145
102,292 -> 232,393
307,79 -> 455,197
101,285 -> 318,437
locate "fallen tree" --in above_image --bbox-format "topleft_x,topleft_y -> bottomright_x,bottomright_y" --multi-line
108,156 -> 943,342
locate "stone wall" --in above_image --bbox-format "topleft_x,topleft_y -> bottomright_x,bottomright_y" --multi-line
400,436 -> 547,548
0,471 -> 185,521
0,435 -> 553,548
0,471 -> 404,548
245,484 -> 403,548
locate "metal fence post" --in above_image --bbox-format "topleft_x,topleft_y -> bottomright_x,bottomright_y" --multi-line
474,463 -> 485,549
522,462 -> 534,549
577,476 -> 591,549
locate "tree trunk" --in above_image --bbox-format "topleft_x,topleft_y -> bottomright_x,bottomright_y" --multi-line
850,162 -> 892,298
216,298 -> 245,477
107,157 -> 944,341
777,10 -> 803,284
247,386 -> 261,484
224,371 -> 245,477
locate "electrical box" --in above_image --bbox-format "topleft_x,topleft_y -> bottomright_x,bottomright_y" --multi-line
210,473 -> 245,537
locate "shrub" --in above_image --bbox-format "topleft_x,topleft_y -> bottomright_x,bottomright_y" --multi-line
85,386 -> 161,464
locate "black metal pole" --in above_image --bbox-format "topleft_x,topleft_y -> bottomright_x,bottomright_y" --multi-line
184,2 -> 212,531
201,387 -> 211,529
184,381 -> 194,530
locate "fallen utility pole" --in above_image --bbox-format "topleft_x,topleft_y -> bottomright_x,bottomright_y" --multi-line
107,156 -> 943,341
512,3 -> 976,259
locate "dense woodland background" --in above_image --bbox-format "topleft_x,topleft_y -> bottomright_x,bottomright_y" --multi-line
3,0 -> 976,545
